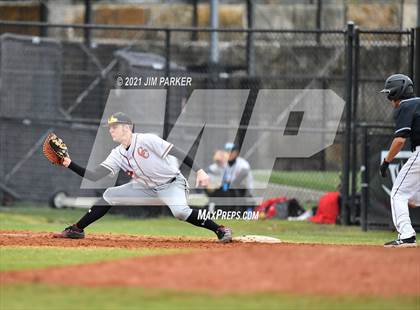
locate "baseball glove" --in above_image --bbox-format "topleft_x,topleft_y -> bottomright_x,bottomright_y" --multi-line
42,133 -> 69,165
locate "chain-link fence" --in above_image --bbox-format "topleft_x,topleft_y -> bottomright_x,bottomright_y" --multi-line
351,29 -> 417,229
355,30 -> 414,124
0,22 -> 347,207
359,125 -> 420,231
0,21 -> 416,228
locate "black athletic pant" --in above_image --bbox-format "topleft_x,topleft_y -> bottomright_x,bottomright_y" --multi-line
76,198 -> 111,229
75,199 -> 220,233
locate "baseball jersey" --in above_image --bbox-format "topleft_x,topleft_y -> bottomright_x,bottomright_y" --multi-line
101,133 -> 179,187
393,97 -> 420,151
222,157 -> 253,190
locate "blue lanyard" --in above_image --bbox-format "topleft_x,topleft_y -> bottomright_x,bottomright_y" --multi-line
222,167 -> 231,191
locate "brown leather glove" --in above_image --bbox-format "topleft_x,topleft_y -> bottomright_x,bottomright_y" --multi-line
42,133 -> 69,165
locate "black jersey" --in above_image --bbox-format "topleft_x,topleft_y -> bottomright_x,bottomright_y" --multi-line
393,97 -> 420,151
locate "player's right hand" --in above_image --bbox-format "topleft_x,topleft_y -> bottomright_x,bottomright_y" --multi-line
62,157 -> 72,168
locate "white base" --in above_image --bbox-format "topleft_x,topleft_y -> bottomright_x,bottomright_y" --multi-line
233,235 -> 282,243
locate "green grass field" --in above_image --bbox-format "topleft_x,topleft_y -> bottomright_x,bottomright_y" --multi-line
0,204 -> 395,244
1,204 -> 417,310
2,284 -> 418,310
270,171 -> 340,192
254,170 -> 340,192
0,247 -> 182,271
254,170 -> 361,193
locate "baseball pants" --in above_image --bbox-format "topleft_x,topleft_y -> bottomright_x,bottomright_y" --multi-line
102,174 -> 192,221
390,146 -> 420,239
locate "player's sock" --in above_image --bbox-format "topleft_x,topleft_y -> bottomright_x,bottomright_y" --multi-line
76,198 -> 111,229
186,209 -> 220,232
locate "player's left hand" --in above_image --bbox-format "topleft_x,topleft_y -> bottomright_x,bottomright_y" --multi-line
196,169 -> 210,187
379,160 -> 390,177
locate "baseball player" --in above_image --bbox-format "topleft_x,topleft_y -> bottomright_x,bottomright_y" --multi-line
379,74 -> 419,247
53,112 -> 233,242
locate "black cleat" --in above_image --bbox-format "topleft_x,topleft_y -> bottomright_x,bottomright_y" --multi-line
384,236 -> 416,248
216,225 -> 233,243
53,225 -> 85,239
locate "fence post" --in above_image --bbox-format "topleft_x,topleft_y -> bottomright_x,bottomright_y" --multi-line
84,0 -> 92,47
321,78 -> 327,171
210,0 -> 219,68
361,125 -> 369,231
246,0 -> 255,76
350,26 -> 359,223
341,21 -> 354,226
163,29 -> 171,139
191,0 -> 198,41
39,1 -> 48,37
316,0 -> 322,44
409,28 -> 415,79
415,26 -> 420,96
415,0 -> 420,95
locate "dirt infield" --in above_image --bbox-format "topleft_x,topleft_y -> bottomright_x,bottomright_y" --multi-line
0,230 -> 234,249
1,231 -> 419,297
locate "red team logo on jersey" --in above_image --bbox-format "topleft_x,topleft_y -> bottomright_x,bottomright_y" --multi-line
137,147 -> 149,159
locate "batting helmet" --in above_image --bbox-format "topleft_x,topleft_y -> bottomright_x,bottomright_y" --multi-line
380,74 -> 414,101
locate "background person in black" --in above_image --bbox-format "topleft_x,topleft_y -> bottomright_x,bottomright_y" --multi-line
380,74 -> 420,247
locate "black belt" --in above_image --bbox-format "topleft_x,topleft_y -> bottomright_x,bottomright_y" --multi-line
164,173 -> 180,185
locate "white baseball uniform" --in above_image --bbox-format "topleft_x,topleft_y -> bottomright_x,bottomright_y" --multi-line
100,133 -> 192,221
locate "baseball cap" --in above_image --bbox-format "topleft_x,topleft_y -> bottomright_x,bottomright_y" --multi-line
103,112 -> 133,126
224,142 -> 239,151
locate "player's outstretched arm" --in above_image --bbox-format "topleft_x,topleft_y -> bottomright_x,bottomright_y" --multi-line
63,157 -> 111,181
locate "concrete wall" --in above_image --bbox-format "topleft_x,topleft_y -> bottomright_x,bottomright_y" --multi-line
0,1 -> 41,35
2,1 -> 415,40
43,1 -> 417,30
